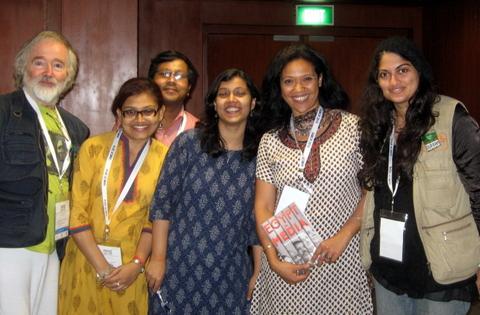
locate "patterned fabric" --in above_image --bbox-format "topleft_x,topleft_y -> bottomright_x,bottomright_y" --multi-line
278,110 -> 341,183
28,106 -> 70,254
58,131 -> 167,315
149,129 -> 257,314
251,110 -> 373,315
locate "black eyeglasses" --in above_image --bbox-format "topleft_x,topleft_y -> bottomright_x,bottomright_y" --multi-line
157,70 -> 188,81
121,108 -> 158,119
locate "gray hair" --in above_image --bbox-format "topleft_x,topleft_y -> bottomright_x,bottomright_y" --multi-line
14,31 -> 79,94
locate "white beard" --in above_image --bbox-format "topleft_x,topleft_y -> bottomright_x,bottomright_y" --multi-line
24,75 -> 66,106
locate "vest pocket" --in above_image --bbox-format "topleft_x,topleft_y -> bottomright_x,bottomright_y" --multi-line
422,214 -> 480,284
0,190 -> 34,234
1,129 -> 40,165
417,168 -> 458,211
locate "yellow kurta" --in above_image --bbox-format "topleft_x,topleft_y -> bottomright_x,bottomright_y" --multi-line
59,131 -> 167,315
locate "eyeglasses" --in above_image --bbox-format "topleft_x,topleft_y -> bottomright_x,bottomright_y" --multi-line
157,70 -> 188,81
121,108 -> 158,119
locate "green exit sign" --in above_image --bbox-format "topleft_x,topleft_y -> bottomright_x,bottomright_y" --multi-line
296,5 -> 334,26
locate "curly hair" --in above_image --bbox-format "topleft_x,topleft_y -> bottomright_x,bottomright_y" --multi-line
262,44 -> 349,131
358,37 -> 439,189
198,68 -> 264,161
14,31 -> 78,95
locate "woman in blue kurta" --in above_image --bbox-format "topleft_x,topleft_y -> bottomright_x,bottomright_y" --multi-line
147,69 -> 266,314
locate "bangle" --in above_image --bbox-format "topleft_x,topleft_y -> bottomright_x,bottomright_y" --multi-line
132,256 -> 145,273
132,255 -> 145,266
96,266 -> 113,283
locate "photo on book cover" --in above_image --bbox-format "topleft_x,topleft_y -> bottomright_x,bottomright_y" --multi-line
262,202 -> 322,264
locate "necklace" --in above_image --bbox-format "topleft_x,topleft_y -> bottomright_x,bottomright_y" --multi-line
293,108 -> 318,136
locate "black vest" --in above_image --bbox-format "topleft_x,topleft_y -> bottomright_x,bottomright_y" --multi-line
0,90 -> 89,250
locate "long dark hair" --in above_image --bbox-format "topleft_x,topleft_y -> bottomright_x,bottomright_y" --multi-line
262,44 -> 349,131
358,36 -> 439,189
198,68 -> 264,161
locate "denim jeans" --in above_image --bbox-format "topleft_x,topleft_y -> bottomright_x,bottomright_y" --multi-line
373,278 -> 471,315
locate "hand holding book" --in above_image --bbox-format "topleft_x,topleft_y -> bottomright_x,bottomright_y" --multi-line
261,202 -> 322,265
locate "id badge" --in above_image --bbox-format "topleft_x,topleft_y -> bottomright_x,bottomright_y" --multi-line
421,131 -> 441,151
98,244 -> 123,267
275,185 -> 310,215
379,209 -> 408,262
55,198 -> 70,241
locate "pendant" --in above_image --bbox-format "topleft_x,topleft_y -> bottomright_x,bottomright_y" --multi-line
104,225 -> 110,241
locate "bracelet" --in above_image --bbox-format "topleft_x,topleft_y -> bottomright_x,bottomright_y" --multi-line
132,255 -> 145,266
96,266 -> 113,283
132,256 -> 145,273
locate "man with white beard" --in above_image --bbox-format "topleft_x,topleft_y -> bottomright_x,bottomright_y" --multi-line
0,31 -> 89,315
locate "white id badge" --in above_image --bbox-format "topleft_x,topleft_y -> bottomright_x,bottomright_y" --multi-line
55,199 -> 70,241
379,210 -> 408,262
275,185 -> 310,215
98,245 -> 123,267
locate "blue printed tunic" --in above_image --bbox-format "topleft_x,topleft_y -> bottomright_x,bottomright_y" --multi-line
149,129 -> 257,315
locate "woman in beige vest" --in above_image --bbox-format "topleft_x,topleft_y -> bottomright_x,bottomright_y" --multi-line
358,36 -> 480,315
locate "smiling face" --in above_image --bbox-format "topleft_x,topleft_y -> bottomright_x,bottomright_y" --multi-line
280,58 -> 322,117
153,59 -> 191,107
117,92 -> 163,144
23,38 -> 69,106
377,52 -> 420,109
214,76 -> 255,130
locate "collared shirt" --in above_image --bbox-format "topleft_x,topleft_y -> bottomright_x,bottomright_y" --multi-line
155,108 -> 198,147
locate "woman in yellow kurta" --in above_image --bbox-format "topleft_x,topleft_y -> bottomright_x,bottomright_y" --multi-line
59,78 -> 167,315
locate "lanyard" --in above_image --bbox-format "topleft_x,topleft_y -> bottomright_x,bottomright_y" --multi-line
176,111 -> 187,136
24,90 -> 71,180
289,106 -> 324,170
101,129 -> 150,228
388,126 -> 400,211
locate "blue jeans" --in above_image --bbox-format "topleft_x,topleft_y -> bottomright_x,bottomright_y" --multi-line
373,278 -> 471,315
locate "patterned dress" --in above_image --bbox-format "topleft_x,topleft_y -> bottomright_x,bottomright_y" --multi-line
251,110 -> 373,315
59,132 -> 168,315
149,129 -> 257,315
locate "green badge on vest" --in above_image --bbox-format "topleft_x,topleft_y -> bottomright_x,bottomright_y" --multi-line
421,131 -> 441,151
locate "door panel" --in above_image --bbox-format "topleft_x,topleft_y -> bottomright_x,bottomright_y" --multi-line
206,28 -> 409,115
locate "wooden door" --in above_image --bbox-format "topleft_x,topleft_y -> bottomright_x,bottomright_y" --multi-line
205,26 -> 410,114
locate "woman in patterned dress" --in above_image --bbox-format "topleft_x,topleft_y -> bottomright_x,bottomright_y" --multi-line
251,44 -> 373,314
59,78 -> 168,315
147,69 -> 265,314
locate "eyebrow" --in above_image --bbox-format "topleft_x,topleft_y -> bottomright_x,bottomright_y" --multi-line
380,63 -> 412,71
31,56 -> 66,64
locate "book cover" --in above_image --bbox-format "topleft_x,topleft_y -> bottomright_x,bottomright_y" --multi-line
262,202 -> 322,264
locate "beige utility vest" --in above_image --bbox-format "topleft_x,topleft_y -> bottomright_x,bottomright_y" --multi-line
360,95 -> 480,284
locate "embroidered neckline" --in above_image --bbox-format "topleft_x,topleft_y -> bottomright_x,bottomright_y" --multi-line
279,109 -> 342,183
